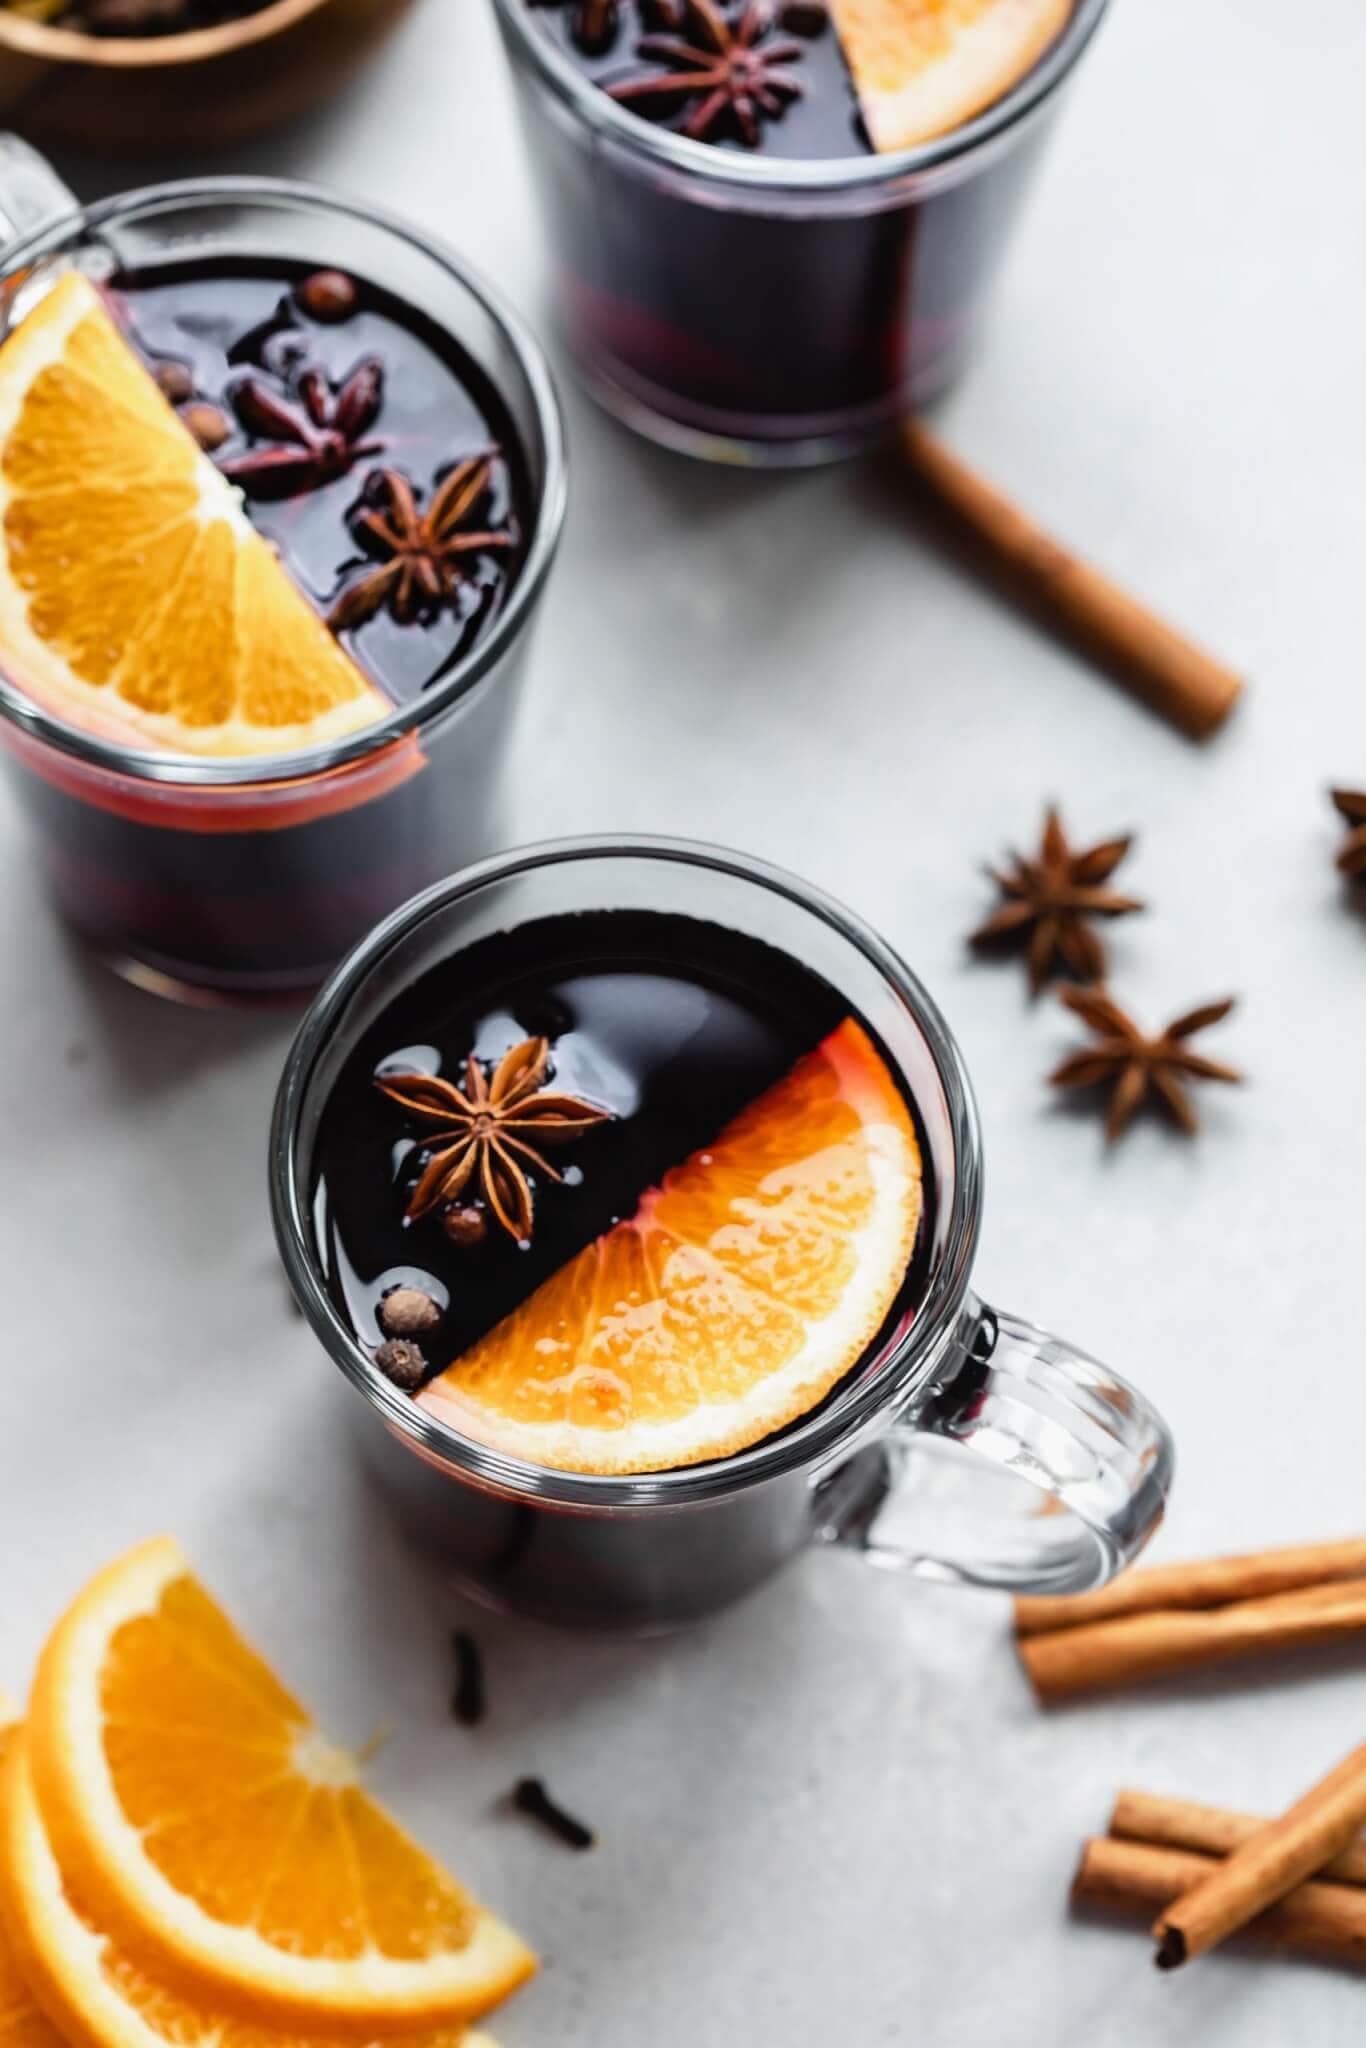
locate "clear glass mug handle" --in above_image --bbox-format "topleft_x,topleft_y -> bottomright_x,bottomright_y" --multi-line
0,136 -> 76,251
814,1295 -> 1174,1596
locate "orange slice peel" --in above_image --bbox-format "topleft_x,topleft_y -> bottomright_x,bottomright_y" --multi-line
419,1017 -> 923,1475
0,1708 -> 65,2048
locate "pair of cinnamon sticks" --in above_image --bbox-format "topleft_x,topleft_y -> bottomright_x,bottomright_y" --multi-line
1014,1536 -> 1366,1702
1075,1753 -> 1366,1969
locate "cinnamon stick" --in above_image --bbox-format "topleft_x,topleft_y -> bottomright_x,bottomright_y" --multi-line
901,420 -> 1244,740
1111,1790 -> 1366,1889
1073,1837 -> 1366,1967
1019,1578 -> 1366,1702
1153,1746 -> 1366,1967
1014,1536 -> 1366,1638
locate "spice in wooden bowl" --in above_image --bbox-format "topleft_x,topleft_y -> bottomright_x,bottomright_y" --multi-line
0,0 -> 414,154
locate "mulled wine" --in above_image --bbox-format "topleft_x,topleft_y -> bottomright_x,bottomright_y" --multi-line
494,0 -> 1108,460
0,179 -> 564,1001
273,840 -> 1173,1631
310,907 -> 935,1469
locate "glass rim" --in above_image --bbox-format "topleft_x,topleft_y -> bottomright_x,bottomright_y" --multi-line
0,173 -> 568,791
489,0 -> 1111,196
269,834 -> 985,1512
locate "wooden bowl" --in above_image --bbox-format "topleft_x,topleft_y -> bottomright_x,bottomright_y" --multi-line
0,0 -> 415,155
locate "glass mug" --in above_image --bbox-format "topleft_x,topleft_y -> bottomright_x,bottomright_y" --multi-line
271,837 -> 1173,1631
0,142 -> 566,1004
490,0 -> 1110,466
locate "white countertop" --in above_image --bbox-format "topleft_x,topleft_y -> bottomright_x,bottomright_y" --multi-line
6,1 -> 1366,2042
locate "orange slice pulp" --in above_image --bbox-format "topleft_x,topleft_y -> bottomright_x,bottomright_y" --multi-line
827,0 -> 1073,152
0,272 -> 390,759
24,1538 -> 534,2028
0,1720 -> 497,2048
418,1017 -> 924,1475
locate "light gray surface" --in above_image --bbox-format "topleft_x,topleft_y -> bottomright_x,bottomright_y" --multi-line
4,1 -> 1366,2042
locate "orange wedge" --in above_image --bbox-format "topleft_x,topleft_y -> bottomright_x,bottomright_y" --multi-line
0,272 -> 389,758
419,1017 -> 923,1475
0,1725 -> 498,2048
25,1538 -> 534,2029
0,1710 -> 64,2048
828,0 -> 1072,151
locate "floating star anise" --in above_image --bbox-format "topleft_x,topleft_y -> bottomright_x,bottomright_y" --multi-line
1050,988 -> 1242,1142
607,0 -> 807,147
328,458 -> 516,632
377,1037 -> 611,1246
971,806 -> 1144,994
1330,788 -> 1366,881
218,359 -> 384,500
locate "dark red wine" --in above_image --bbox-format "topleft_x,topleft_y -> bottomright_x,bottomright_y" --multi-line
528,0 -> 870,159
311,908 -> 934,1393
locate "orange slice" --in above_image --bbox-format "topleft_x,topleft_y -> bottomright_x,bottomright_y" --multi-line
0,1710 -> 65,2048
419,1017 -> 923,1474
0,1726 -> 498,2048
25,1538 -> 534,2028
828,0 -> 1073,152
0,272 -> 389,758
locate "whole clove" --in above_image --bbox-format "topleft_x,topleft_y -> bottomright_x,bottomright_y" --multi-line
511,1777 -> 595,1851
451,1630 -> 486,1727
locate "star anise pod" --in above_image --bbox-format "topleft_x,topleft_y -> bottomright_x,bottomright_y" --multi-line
1330,788 -> 1366,881
607,0 -> 807,147
377,1037 -> 611,1246
218,359 -> 384,501
328,458 -> 515,633
971,806 -> 1144,994
1050,988 -> 1242,1142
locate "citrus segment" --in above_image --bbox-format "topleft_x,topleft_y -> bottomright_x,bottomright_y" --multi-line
828,0 -> 1072,151
0,1710 -> 66,2048
0,272 -> 390,757
418,1017 -> 923,1474
0,1729 -> 497,2048
26,1537 -> 534,2027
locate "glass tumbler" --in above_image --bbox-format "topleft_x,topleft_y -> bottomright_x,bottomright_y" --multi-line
0,148 -> 566,1004
272,837 -> 1174,1632
490,0 -> 1110,465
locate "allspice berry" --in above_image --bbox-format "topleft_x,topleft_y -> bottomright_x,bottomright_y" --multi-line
779,0 -> 828,30
153,360 -> 195,405
297,270 -> 359,323
374,1339 -> 427,1392
444,1205 -> 488,1249
379,1286 -> 442,1338
182,402 -> 231,452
